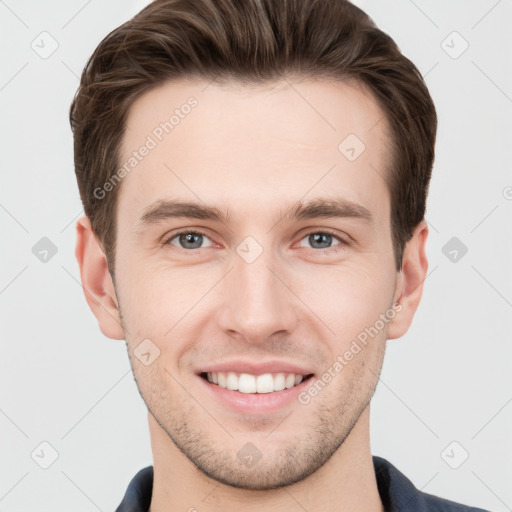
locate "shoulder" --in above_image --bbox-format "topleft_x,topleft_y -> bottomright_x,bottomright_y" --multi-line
372,456 -> 492,512
115,466 -> 153,512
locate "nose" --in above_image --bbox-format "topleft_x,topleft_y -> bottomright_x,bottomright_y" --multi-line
215,248 -> 299,345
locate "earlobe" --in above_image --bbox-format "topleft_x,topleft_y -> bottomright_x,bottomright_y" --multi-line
75,216 -> 125,340
387,219 -> 429,340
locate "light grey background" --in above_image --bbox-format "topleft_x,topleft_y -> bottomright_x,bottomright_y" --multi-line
1,0 -> 511,510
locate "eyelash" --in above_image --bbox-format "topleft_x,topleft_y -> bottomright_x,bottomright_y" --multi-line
162,229 -> 349,251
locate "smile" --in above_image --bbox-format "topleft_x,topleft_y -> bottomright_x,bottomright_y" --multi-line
200,371 -> 313,394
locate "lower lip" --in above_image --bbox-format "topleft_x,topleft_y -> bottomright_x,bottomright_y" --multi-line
197,375 -> 313,414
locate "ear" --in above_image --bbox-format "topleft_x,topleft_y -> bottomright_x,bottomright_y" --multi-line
387,219 -> 428,340
75,216 -> 124,340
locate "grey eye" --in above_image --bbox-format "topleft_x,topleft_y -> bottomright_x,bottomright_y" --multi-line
169,232 -> 213,250
298,232 -> 341,249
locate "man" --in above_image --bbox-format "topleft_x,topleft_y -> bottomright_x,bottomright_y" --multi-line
70,0 -> 490,510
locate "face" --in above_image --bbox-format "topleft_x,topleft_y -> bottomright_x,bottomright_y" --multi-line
103,77 -> 407,489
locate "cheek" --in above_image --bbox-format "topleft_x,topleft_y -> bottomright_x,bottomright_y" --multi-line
291,261 -> 394,333
117,260 -> 204,335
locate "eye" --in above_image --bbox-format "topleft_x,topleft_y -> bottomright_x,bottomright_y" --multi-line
166,230 -> 213,250
297,231 -> 345,250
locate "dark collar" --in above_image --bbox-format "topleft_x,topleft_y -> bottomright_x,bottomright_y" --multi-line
115,455 -> 490,511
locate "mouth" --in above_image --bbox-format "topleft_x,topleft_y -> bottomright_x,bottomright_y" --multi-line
199,371 -> 315,394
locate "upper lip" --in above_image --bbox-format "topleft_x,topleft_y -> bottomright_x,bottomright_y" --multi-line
196,360 -> 314,376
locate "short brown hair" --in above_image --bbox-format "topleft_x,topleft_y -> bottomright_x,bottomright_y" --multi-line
69,0 -> 437,275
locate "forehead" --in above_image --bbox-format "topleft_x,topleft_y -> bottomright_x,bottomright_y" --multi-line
117,77 -> 392,225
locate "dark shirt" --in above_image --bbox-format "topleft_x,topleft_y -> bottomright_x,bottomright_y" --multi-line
115,455 -> 491,511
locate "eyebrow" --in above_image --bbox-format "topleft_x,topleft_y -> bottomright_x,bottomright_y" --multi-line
136,196 -> 373,231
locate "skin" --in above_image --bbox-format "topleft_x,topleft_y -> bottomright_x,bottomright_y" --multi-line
75,77 -> 428,511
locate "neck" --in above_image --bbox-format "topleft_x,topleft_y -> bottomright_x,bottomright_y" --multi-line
148,406 -> 384,512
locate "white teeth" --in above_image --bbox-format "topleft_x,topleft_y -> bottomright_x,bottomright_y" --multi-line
238,373 -> 257,393
285,373 -> 295,389
256,373 -> 274,393
205,371 -> 308,393
273,373 -> 285,391
226,371 -> 238,391
217,372 -> 227,388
